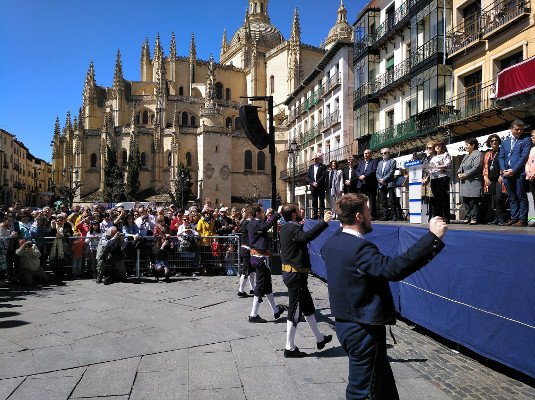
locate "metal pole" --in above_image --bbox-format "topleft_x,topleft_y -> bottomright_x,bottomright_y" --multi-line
268,96 -> 276,210
291,154 -> 296,203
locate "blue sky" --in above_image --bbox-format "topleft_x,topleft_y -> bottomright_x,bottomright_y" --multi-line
0,0 -> 365,162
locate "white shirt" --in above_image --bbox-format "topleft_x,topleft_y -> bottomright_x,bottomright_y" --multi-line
313,164 -> 319,181
342,227 -> 365,239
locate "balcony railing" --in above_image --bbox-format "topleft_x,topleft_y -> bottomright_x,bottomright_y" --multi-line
304,124 -> 321,144
323,143 -> 355,165
372,59 -> 410,95
481,0 -> 531,37
354,82 -> 373,104
439,81 -> 498,126
370,118 -> 417,149
354,33 -> 377,58
279,160 -> 311,180
321,110 -> 340,132
410,36 -> 444,69
447,15 -> 480,55
374,1 -> 409,45
322,73 -> 341,97
304,87 -> 323,111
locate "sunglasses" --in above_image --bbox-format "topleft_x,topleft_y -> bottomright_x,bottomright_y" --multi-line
490,140 -> 499,143
427,147 -> 433,149
381,152 -> 389,155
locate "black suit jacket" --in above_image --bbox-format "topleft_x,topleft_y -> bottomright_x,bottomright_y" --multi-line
355,159 -> 378,190
307,163 -> 327,191
342,167 -> 359,194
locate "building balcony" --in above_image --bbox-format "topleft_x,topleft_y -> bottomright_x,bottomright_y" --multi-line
321,110 -> 341,132
447,17 -> 481,56
373,1 -> 410,48
438,81 -> 498,127
323,143 -> 355,165
481,0 -> 531,39
304,87 -> 323,111
410,35 -> 444,71
303,124 -> 321,145
370,118 -> 417,149
322,73 -> 341,98
279,160 -> 310,181
353,33 -> 377,60
2,179 -> 8,187
371,59 -> 411,96
354,82 -> 374,105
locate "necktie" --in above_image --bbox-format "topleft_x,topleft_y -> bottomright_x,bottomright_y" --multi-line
330,170 -> 334,188
365,161 -> 368,172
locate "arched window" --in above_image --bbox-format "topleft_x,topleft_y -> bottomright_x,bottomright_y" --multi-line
135,115 -> 140,125
140,152 -> 146,167
257,151 -> 265,171
215,82 -> 223,99
182,112 -> 188,126
225,88 -> 231,101
225,117 -> 232,129
190,115 -> 196,126
142,110 -> 149,124
186,152 -> 192,167
270,75 -> 275,94
90,153 -> 97,168
235,117 -> 241,130
244,150 -> 252,170
150,114 -> 155,124
122,150 -> 127,166
179,86 -> 184,95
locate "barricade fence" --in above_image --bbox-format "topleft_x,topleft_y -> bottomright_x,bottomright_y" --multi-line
34,235 -> 241,278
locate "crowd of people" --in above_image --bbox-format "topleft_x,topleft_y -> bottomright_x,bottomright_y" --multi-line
309,119 -> 535,226
0,199 -> 250,287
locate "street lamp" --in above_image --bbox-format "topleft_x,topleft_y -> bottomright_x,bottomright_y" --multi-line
287,139 -> 299,203
61,166 -> 80,207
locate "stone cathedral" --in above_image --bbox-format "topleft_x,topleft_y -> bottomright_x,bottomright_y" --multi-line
51,0 -> 352,205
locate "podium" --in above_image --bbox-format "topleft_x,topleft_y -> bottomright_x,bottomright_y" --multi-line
404,160 -> 423,224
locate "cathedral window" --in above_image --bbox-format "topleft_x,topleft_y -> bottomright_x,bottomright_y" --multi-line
235,117 -> 241,130
226,88 -> 231,101
244,150 -> 252,170
270,75 -> 275,94
257,151 -> 265,171
226,117 -> 232,129
190,115 -> 196,126
140,152 -> 146,167
138,109 -> 154,125
167,152 -> 172,167
215,83 -> 223,100
186,152 -> 192,167
90,153 -> 97,168
182,112 -> 188,126
179,86 -> 184,95
135,115 -> 140,125
121,150 -> 127,166
143,110 -> 149,124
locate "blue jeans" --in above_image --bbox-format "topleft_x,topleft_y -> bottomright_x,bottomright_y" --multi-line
504,174 -> 528,222
336,320 -> 399,400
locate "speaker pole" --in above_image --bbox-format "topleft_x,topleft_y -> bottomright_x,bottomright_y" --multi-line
268,96 -> 276,211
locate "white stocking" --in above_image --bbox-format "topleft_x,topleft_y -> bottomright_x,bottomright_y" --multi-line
305,314 -> 324,342
250,296 -> 261,317
248,272 -> 256,290
239,275 -> 247,293
265,293 -> 278,313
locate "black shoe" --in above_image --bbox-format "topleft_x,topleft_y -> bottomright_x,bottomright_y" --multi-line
96,277 -> 102,284
249,290 -> 255,295
248,315 -> 267,323
274,304 -> 288,320
238,291 -> 250,298
284,347 -> 307,358
317,334 -> 332,350
487,219 -> 499,225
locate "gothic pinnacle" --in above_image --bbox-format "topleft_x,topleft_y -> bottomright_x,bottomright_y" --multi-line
170,31 -> 176,59
189,32 -> 196,59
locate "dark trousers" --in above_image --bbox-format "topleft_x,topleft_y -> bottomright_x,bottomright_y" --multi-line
336,320 -> 399,400
239,247 -> 253,277
378,186 -> 395,219
311,187 -> 325,219
359,185 -> 378,218
504,174 -> 528,222
430,177 -> 451,221
282,271 -> 315,322
463,196 -> 480,222
489,179 -> 507,222
251,256 -> 272,297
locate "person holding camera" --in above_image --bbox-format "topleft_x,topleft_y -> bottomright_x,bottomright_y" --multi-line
15,238 -> 48,286
95,227 -> 127,284
152,235 -> 174,281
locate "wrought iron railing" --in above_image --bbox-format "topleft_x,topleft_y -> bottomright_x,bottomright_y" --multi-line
447,14 -> 480,55
321,110 -> 340,132
481,0 -> 530,37
354,33 -> 377,58
323,143 -> 355,165
374,1 -> 409,45
354,82 -> 373,104
410,36 -> 444,69
370,118 -> 417,149
322,73 -> 341,97
372,59 -> 410,95
438,80 -> 498,126
304,124 -> 321,144
304,87 -> 323,111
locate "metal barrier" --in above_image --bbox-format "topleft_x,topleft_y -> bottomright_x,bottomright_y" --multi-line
35,235 -> 241,279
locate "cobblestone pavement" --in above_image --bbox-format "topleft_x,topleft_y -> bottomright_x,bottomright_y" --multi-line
0,275 -> 533,399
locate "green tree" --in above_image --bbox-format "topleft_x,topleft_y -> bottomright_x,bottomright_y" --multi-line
125,147 -> 141,201
102,145 -> 125,202
174,162 -> 193,208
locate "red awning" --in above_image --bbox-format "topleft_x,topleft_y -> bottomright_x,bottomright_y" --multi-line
496,56 -> 535,100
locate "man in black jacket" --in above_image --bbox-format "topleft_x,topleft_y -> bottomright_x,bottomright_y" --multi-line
306,154 -> 327,219
279,204 -> 333,358
355,149 -> 378,219
343,156 -> 359,194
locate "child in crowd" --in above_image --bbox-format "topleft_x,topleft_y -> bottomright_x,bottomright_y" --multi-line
71,233 -> 87,278
224,244 -> 238,276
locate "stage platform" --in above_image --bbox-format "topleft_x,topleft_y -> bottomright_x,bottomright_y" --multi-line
306,219 -> 535,379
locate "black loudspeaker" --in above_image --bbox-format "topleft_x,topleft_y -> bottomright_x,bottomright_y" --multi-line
239,105 -> 270,150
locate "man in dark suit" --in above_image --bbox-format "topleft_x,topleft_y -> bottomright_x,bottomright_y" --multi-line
376,148 -> 397,220
356,149 -> 378,219
342,156 -> 359,194
307,154 -> 327,219
321,194 -> 447,400
499,119 -> 531,226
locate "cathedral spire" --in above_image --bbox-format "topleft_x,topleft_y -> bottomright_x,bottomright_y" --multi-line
154,32 -> 163,63
83,61 -> 97,107
64,110 -> 72,137
243,7 -> 250,38
288,7 -> 303,94
189,32 -> 196,60
290,7 -> 301,44
78,107 -> 83,130
140,36 -> 151,68
113,49 -> 124,95
220,29 -> 229,57
170,31 -> 176,60
53,116 -> 61,140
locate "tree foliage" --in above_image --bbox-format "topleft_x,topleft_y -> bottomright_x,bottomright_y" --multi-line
125,147 -> 141,201
174,162 -> 194,208
102,145 -> 125,202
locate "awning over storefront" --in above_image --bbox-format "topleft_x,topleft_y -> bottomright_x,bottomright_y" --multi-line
496,56 -> 535,100
446,129 -> 511,156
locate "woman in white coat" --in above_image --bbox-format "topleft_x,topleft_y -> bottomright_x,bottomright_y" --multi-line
327,160 -> 344,219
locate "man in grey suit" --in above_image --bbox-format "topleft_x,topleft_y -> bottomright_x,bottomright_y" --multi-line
376,148 -> 397,221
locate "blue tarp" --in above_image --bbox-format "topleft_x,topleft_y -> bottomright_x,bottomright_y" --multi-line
305,219 -> 535,378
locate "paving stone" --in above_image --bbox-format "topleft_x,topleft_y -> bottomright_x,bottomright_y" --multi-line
281,352 -> 345,384
239,365 -> 305,400
130,371 -> 188,400
138,349 -> 188,379
231,337 -> 282,368
0,337 -> 26,354
298,382 -> 347,400
0,350 -> 36,379
0,376 -> 24,399
189,387 -> 246,400
189,349 -> 241,391
70,357 -> 140,398
32,344 -> 80,373
6,373 -> 81,400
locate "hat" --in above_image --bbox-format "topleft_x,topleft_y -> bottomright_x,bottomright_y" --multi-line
220,207 -> 228,213
169,204 -> 176,208
184,211 -> 190,216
